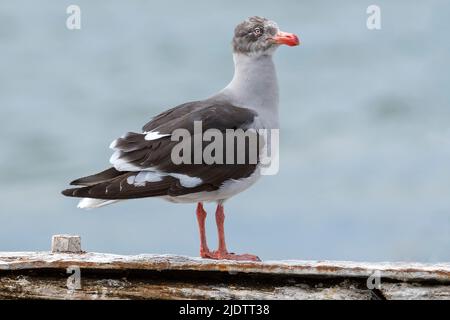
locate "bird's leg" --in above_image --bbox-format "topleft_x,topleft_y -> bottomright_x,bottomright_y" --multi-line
215,203 -> 228,253
211,204 -> 261,262
196,202 -> 213,258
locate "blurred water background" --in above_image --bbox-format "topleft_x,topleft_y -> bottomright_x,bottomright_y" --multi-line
0,0 -> 449,261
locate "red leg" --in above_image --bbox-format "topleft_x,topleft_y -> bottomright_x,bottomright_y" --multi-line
210,204 -> 261,262
215,203 -> 228,253
196,202 -> 213,258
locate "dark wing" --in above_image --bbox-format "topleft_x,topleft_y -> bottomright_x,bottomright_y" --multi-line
141,100 -> 207,132
62,100 -> 261,200
70,167 -> 123,186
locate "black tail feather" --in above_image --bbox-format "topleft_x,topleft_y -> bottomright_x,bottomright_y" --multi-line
70,167 -> 124,186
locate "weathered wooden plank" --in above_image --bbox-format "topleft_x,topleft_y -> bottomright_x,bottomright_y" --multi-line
1,252 -> 449,282
0,252 -> 449,300
0,276 -> 373,300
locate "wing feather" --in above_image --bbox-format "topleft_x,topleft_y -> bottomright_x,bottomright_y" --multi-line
62,99 -> 261,200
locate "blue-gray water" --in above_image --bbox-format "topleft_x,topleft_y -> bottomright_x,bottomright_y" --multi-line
1,1 -> 449,262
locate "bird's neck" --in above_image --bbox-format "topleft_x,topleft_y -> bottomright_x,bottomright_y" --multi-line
220,53 -> 279,127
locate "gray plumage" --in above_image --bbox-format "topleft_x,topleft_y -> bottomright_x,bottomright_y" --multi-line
232,16 -> 279,55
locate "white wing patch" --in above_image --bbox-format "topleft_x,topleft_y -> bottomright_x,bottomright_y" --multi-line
169,173 -> 202,188
125,171 -> 201,188
109,151 -> 142,171
128,171 -> 163,187
109,132 -> 202,189
126,175 -> 136,185
78,198 -> 119,209
109,139 -> 118,149
144,131 -> 171,141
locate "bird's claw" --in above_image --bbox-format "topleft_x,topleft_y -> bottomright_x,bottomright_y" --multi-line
201,249 -> 261,262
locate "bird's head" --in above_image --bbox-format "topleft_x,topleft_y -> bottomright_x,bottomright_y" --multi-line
232,16 -> 299,56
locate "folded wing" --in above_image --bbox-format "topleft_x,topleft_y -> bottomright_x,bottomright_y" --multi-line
62,99 -> 262,200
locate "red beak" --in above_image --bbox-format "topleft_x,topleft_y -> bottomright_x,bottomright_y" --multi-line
273,31 -> 300,46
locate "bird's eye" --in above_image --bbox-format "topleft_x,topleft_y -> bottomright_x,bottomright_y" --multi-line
253,27 -> 262,36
